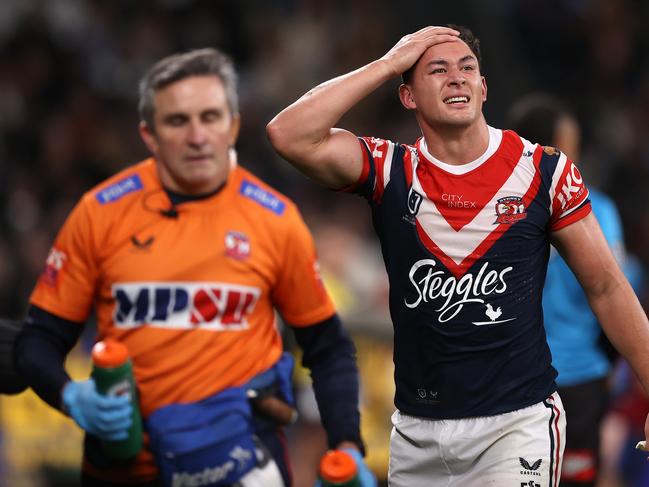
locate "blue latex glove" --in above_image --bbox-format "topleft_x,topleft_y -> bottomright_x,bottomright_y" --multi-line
62,379 -> 133,441
340,448 -> 377,487
314,447 -> 377,487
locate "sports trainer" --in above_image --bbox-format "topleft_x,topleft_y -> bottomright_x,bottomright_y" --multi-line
15,48 -> 375,486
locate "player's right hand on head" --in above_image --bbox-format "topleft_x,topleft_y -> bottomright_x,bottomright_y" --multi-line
62,379 -> 132,441
381,26 -> 460,77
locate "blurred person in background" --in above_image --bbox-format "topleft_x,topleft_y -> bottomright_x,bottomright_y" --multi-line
268,24 -> 649,486
507,93 -> 634,487
14,48 -> 374,487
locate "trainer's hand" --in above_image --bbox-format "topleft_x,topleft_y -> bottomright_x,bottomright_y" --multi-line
62,379 -> 132,441
381,26 -> 460,77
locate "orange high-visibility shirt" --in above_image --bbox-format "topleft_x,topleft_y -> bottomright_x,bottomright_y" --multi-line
30,158 -> 336,482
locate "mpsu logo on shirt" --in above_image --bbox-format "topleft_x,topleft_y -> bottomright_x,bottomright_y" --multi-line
112,282 -> 260,330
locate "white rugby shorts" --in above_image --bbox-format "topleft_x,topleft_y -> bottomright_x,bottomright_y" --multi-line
389,392 -> 565,487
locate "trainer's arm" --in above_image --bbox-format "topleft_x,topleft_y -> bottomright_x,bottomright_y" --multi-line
292,314 -> 365,453
266,26 -> 459,189
14,305 -> 82,410
553,212 -> 649,442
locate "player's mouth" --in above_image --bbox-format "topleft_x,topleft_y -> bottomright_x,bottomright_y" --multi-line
443,96 -> 470,105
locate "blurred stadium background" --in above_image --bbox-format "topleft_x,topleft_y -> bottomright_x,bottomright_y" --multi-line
1,0 -> 649,485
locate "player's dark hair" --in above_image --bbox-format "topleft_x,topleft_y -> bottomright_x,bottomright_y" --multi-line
506,94 -> 570,145
402,24 -> 482,85
138,48 -> 239,130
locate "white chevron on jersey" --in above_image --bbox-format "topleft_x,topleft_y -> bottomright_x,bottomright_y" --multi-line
411,129 -> 538,275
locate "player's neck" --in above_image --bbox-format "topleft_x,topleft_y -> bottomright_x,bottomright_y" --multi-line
420,117 -> 490,166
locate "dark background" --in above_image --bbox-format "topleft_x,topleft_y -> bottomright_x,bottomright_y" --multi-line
1,1 -> 648,485
2,0 -> 649,321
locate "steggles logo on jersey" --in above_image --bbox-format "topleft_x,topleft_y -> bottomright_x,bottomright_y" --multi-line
471,302 -> 515,326
405,258 -> 513,323
112,282 -> 260,329
494,196 -> 527,224
225,231 -> 250,260
42,247 -> 67,286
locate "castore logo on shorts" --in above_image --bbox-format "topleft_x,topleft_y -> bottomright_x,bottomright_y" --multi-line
112,282 -> 260,329
405,258 -> 513,323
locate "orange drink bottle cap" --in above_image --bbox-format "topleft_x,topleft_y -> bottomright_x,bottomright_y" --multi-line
319,450 -> 358,483
92,339 -> 129,368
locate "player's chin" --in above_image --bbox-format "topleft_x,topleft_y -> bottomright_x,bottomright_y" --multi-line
439,116 -> 474,129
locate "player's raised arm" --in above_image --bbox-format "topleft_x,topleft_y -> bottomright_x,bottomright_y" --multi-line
266,26 -> 459,189
552,212 -> 649,446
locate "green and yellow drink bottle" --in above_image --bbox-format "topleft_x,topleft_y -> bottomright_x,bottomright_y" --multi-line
91,339 -> 143,460
319,450 -> 361,487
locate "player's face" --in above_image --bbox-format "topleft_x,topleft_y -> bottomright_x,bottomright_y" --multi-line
400,40 -> 487,130
140,75 -> 240,195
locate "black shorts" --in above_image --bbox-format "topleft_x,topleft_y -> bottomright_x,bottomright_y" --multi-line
558,377 -> 609,484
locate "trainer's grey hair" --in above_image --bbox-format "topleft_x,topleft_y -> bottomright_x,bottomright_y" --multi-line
138,48 -> 239,130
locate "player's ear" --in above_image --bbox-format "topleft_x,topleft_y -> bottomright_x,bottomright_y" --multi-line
399,84 -> 417,110
139,121 -> 159,154
481,76 -> 487,102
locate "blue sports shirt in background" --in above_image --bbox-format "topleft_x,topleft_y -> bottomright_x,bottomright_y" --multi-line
543,187 -> 630,386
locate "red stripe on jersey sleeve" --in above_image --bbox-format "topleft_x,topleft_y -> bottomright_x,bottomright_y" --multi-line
551,201 -> 592,231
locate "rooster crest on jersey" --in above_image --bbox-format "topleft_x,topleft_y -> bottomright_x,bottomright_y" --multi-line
495,196 -> 527,224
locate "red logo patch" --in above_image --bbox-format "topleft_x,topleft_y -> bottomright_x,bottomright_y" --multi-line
42,247 -> 67,286
495,196 -> 527,224
225,231 -> 250,260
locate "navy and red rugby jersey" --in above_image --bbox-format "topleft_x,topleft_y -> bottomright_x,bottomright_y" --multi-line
349,126 -> 591,419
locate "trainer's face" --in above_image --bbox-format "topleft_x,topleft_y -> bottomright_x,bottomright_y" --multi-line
140,75 -> 240,195
400,39 -> 487,129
